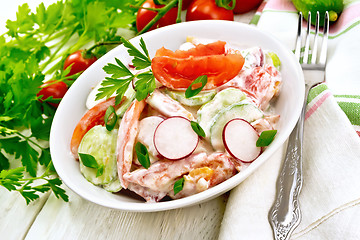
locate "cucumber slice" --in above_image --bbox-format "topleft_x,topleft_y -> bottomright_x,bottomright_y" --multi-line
165,89 -> 216,106
210,102 -> 263,151
78,125 -> 118,186
197,88 -> 246,138
103,178 -> 122,192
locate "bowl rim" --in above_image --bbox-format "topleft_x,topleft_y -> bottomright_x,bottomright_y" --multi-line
50,20 -> 304,212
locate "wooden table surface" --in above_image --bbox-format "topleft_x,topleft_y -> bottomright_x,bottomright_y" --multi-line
0,3 -> 256,239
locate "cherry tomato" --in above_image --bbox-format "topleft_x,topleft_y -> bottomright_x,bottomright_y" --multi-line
37,80 -> 68,108
186,0 -> 234,21
233,0 -> 263,14
63,50 -> 97,77
136,0 -> 178,32
181,0 -> 193,9
70,97 -> 117,158
151,41 -> 245,90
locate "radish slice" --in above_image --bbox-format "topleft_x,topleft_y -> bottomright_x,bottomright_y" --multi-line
223,118 -> 261,163
154,116 -> 199,160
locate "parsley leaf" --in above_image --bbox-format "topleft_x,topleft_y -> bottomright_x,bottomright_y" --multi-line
0,0 -> 142,204
121,37 -> 152,70
134,71 -> 156,101
97,37 -> 156,103
0,167 -> 69,204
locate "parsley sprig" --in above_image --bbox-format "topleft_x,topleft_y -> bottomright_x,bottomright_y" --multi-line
0,166 -> 68,204
96,37 -> 156,103
0,0 -> 141,204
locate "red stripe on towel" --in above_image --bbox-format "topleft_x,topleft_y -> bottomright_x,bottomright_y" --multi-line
305,92 -> 332,121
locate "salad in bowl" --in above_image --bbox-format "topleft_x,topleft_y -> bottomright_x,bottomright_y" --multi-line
50,20 -> 304,211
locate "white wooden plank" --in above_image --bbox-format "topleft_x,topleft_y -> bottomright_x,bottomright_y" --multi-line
25,186 -> 227,240
0,188 -> 49,240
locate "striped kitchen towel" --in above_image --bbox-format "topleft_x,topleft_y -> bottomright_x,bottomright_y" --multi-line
219,0 -> 360,239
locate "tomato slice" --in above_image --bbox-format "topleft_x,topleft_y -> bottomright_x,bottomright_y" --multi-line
155,41 -> 227,58
151,41 -> 244,90
70,97 -> 118,159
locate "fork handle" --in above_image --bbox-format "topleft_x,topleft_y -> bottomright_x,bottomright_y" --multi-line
268,88 -> 309,240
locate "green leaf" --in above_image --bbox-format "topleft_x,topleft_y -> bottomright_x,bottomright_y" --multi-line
0,126 -> 17,136
21,190 -> 39,204
139,37 -> 150,59
48,178 -> 69,202
135,142 -> 150,169
190,121 -> 206,138
0,152 -> 10,171
103,58 -> 134,79
78,153 -> 100,169
121,37 -> 151,70
104,106 -> 118,131
0,137 -> 39,177
134,71 -> 156,101
20,141 -> 40,177
0,167 -> 24,191
38,148 -> 53,170
185,75 -> 208,98
256,130 -> 277,147
32,184 -> 51,193
173,177 -> 185,195
96,77 -> 132,103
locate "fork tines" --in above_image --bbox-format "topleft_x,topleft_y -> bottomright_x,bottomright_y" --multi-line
295,11 -> 329,68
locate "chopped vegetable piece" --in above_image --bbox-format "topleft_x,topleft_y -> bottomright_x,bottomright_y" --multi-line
104,106 -> 118,131
185,75 -> 208,98
223,118 -> 261,163
256,130 -> 277,147
154,117 -> 199,160
190,121 -> 206,138
151,41 -> 244,90
173,177 -> 185,195
135,142 -> 151,169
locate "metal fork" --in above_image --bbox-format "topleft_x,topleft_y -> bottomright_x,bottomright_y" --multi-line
268,11 -> 329,240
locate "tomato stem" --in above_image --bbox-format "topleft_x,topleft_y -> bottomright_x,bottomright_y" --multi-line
215,0 -> 236,10
176,0 -> 182,23
130,5 -> 160,12
85,41 -> 123,55
136,0 -> 179,35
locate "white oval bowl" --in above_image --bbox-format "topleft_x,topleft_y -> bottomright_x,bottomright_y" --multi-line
50,20 -> 304,212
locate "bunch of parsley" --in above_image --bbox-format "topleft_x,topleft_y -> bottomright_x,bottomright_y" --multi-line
0,0 -> 142,204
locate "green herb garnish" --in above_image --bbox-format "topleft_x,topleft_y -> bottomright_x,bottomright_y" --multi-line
96,37 -> 156,103
190,121 -> 206,138
185,75 -> 208,98
78,153 -> 105,177
135,142 -> 151,169
0,0 -> 142,204
104,106 -> 118,131
0,167 -> 68,205
256,130 -> 277,147
173,177 -> 185,195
